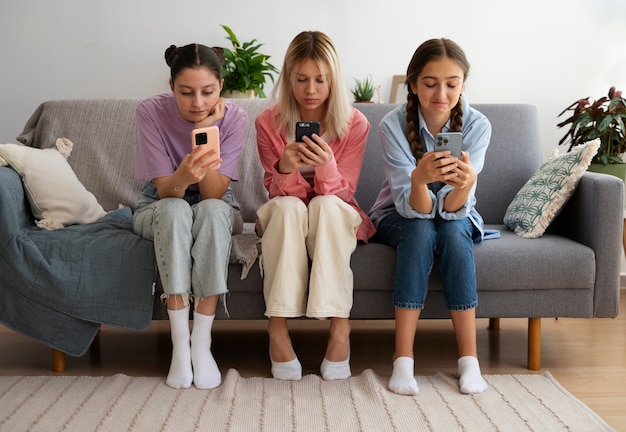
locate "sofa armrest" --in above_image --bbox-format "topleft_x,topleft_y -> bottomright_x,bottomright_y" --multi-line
552,171 -> 624,317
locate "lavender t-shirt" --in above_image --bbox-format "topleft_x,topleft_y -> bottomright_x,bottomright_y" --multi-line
134,93 -> 247,192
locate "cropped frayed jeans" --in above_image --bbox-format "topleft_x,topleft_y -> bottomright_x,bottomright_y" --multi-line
132,182 -> 243,301
373,211 -> 477,311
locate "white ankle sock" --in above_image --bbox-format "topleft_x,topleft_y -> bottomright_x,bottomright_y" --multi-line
271,357 -> 302,381
191,311 -> 221,389
166,307 -> 192,389
388,357 -> 419,396
321,357 -> 351,381
457,356 -> 488,394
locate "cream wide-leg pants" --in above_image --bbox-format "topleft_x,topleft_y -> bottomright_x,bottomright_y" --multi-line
256,195 -> 362,319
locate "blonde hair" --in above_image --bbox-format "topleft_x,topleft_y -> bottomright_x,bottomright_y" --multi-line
271,31 -> 352,139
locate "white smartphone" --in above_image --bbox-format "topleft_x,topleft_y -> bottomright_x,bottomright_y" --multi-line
191,126 -> 220,166
435,132 -> 463,159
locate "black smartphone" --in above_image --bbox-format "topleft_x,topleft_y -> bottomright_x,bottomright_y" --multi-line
295,121 -> 320,143
435,132 -> 463,159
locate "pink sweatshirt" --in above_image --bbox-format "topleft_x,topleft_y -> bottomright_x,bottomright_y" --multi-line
255,105 -> 375,242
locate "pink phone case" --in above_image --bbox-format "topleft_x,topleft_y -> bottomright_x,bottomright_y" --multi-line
192,126 -> 220,165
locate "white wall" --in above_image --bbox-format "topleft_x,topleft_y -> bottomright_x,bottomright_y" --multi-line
1,0 -> 625,160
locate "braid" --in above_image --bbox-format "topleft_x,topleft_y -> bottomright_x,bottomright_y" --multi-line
406,93 -> 425,162
450,96 -> 463,132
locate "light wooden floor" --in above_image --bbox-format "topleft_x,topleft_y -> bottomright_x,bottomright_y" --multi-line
1,292 -> 624,431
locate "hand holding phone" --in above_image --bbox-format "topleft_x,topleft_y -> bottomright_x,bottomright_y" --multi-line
295,121 -> 320,144
191,126 -> 220,168
435,132 -> 463,159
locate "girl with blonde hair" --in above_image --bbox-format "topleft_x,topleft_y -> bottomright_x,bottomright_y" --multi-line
255,31 -> 374,381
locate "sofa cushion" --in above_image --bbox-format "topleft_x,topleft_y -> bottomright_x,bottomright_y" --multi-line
503,139 -> 600,238
0,139 -> 106,230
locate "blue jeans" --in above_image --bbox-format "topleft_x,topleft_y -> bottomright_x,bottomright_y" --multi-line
132,182 -> 243,299
373,211 -> 477,311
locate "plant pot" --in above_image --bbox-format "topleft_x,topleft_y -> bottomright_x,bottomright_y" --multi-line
222,90 -> 255,99
587,163 -> 626,181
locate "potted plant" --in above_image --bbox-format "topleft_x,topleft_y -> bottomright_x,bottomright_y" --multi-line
351,76 -> 375,103
557,86 -> 626,178
220,25 -> 279,98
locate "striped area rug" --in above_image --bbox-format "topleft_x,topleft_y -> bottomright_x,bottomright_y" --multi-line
0,369 -> 614,431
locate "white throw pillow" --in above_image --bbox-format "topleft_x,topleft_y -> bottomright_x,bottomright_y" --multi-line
503,139 -> 600,238
0,138 -> 107,230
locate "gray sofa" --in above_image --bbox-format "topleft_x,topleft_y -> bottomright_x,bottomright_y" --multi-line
1,98 -> 622,373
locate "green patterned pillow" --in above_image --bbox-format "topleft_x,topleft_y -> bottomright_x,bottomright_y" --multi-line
503,139 -> 600,238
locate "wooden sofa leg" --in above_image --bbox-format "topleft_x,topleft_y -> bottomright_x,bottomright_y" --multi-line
52,349 -> 66,372
488,318 -> 500,330
90,331 -> 102,364
527,317 -> 541,370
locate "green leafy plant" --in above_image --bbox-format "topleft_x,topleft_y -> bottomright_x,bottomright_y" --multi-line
557,86 -> 626,165
351,76 -> 375,102
220,24 -> 279,98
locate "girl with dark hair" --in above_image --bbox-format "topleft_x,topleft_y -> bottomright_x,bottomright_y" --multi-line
369,38 -> 491,395
132,43 -> 247,390
255,31 -> 374,381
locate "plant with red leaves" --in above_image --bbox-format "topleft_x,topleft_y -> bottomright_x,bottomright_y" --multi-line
558,87 -> 626,165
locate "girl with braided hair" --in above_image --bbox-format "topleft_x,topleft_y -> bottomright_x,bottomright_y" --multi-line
133,43 -> 247,389
369,38 -> 491,396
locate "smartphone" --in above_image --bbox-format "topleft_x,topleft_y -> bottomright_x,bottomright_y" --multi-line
435,132 -> 463,159
295,121 -> 320,143
191,126 -> 220,166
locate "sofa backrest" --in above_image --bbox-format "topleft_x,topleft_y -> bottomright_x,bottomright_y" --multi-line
349,103 -> 397,215
224,98 -> 270,223
17,98 -> 145,213
472,104 -> 542,223
16,98 -> 541,225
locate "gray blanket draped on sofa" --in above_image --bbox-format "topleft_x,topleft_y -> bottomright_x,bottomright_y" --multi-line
0,167 -> 156,356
